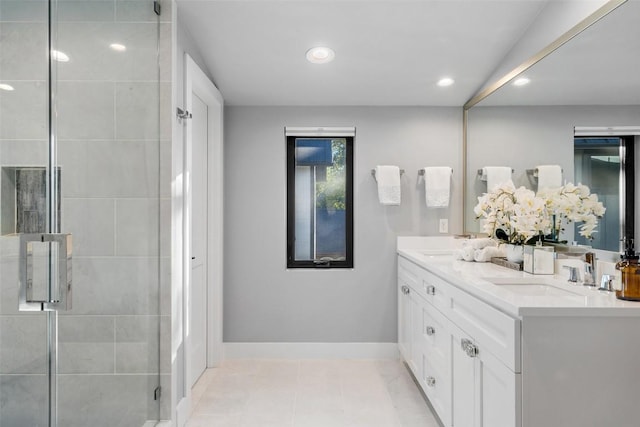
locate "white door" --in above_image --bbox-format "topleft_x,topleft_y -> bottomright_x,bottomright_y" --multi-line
189,94 -> 209,388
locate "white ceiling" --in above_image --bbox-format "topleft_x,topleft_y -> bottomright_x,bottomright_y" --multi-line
177,0 -> 639,107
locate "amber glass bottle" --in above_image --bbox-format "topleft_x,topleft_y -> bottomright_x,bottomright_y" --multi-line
615,239 -> 640,301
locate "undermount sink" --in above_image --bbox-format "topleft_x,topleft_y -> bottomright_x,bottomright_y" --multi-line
487,278 -> 583,297
418,249 -> 454,256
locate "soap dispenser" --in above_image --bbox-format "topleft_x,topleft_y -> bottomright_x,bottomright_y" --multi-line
615,238 -> 640,301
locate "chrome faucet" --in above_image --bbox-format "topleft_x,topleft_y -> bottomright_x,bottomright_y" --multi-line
563,265 -> 579,283
583,252 -> 596,287
599,274 -> 614,292
583,263 -> 596,286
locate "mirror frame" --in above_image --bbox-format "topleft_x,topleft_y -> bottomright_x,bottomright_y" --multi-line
461,0 -> 628,239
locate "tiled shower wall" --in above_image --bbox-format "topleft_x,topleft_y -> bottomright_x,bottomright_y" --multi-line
0,1 -> 172,426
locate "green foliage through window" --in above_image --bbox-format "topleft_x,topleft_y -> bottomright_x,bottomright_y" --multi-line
316,139 -> 346,211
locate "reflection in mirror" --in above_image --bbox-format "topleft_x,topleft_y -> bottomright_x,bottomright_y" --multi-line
464,0 -> 640,255
574,137 -> 621,250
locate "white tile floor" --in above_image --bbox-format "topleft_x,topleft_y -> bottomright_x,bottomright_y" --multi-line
186,359 -> 442,427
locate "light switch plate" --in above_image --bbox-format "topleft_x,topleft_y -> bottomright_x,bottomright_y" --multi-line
439,219 -> 448,233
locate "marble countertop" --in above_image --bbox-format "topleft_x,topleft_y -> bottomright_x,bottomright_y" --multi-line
397,236 -> 640,318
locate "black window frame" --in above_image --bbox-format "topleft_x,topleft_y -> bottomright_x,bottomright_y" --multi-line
286,135 -> 354,269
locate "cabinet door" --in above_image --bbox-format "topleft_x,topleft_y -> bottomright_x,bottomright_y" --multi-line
408,288 -> 422,375
477,347 -> 520,427
398,280 -> 412,362
451,326 -> 477,427
422,303 -> 452,426
452,324 -> 520,427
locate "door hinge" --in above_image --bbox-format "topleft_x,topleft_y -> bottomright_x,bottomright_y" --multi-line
177,107 -> 192,120
154,386 -> 162,401
153,1 -> 161,16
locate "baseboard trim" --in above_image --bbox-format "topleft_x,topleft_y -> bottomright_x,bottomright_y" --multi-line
142,421 -> 171,427
223,342 -> 399,360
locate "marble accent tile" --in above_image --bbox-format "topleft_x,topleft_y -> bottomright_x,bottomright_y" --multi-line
58,374 -> 151,427
0,81 -> 48,140
69,257 -> 160,315
115,198 -> 170,257
58,315 -> 115,374
57,0 -> 115,22
57,81 -> 115,140
0,374 -> 48,426
0,1 -> 48,22
0,22 -> 48,80
115,315 -> 169,374
0,315 -> 47,374
58,140 -> 161,198
62,198 -> 115,256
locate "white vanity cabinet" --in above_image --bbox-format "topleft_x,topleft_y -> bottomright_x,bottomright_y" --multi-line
398,238 -> 640,427
450,322 -> 520,427
398,255 -> 521,427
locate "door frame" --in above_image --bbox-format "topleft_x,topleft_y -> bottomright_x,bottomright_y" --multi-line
180,53 -> 224,415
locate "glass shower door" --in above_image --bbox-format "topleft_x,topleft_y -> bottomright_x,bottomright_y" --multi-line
1,1 -> 57,425
0,1 -> 167,425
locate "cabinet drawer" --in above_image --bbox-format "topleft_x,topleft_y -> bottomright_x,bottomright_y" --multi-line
398,256 -> 422,291
398,256 -> 452,309
447,283 -> 521,372
420,268 -> 451,313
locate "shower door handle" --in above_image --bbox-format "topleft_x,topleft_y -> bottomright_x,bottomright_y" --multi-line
18,233 -> 72,312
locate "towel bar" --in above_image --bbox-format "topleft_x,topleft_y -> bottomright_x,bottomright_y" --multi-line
477,168 -> 514,176
526,168 -> 564,178
418,168 -> 453,176
371,169 -> 404,180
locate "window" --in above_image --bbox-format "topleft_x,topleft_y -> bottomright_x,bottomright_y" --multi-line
574,135 -> 635,252
286,128 -> 354,268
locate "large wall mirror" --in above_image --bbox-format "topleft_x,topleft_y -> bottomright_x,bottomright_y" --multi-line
464,0 -> 640,257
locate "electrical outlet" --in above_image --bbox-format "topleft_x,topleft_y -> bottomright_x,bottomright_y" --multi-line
439,219 -> 448,233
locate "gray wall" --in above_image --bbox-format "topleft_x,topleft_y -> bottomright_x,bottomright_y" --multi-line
224,106 -> 462,343
465,105 -> 640,245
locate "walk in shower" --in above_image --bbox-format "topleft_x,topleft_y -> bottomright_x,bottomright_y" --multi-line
0,1 -> 170,425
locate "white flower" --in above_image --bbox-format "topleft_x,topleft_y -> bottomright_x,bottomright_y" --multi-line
474,181 -> 550,244
536,182 -> 606,240
474,181 -> 605,243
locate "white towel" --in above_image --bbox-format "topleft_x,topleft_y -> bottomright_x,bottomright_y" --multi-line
375,165 -> 401,205
461,238 -> 497,250
536,164 -> 562,190
474,246 -> 505,262
482,166 -> 512,191
423,166 -> 452,208
459,246 -> 475,262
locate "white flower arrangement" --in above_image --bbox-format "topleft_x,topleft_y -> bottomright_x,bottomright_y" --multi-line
474,181 -> 550,244
474,181 -> 606,245
537,183 -> 606,240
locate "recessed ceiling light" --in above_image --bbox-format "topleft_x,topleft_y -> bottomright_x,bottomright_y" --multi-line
51,50 -> 69,62
306,47 -> 335,64
0,83 -> 15,91
513,77 -> 530,87
110,43 -> 127,52
437,77 -> 455,87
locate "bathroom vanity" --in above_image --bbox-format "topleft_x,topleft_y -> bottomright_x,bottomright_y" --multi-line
397,237 -> 640,427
